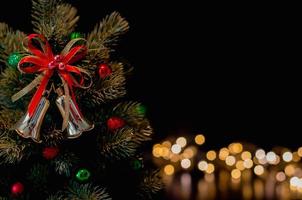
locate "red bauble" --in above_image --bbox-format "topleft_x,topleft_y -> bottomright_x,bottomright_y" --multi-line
98,63 -> 112,79
11,182 -> 24,196
107,117 -> 125,131
43,147 -> 59,160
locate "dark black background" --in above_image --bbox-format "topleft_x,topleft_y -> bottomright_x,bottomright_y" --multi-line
1,1 -> 301,149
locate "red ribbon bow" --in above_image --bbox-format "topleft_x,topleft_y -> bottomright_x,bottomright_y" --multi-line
13,34 -> 89,128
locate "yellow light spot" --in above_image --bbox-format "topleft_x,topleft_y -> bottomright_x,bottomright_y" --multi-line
152,147 -> 162,157
293,152 -> 301,162
180,158 -> 191,169
243,159 -> 253,169
284,164 -> 295,176
266,151 -> 277,163
276,171 -> 286,182
282,151 -> 293,162
298,147 -> 302,157
164,164 -> 174,176
219,148 -> 230,160
176,137 -> 187,148
254,165 -> 264,176
183,148 -> 194,159
206,163 -> 215,174
236,160 -> 245,171
195,134 -> 205,145
228,143 -> 243,154
198,160 -> 208,171
171,144 -> 181,154
231,169 -> 241,179
225,155 -> 236,166
206,150 -> 217,161
255,149 -> 266,160
162,141 -> 172,148
241,151 -> 252,160
161,147 -> 170,157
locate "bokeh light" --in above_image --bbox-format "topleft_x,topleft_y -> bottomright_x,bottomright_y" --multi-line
282,151 -> 293,162
231,169 -> 241,179
176,137 -> 187,148
198,161 -> 208,171
194,134 -> 205,145
171,144 -> 182,154
206,163 -> 215,174
206,150 -> 216,161
219,148 -> 229,160
254,165 -> 264,176
164,164 -> 175,176
181,159 -> 191,169
225,155 -> 236,166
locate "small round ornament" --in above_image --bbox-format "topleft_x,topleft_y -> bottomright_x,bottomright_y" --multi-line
11,182 -> 24,196
70,32 -> 82,40
76,168 -> 91,181
7,52 -> 22,68
98,63 -> 112,79
107,117 -> 125,131
43,147 -> 59,160
131,158 -> 143,170
136,104 -> 147,116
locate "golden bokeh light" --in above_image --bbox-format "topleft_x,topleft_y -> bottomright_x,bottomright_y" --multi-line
171,144 -> 182,154
254,165 -> 264,176
236,160 -> 245,171
225,155 -> 236,166
198,160 -> 208,171
284,164 -> 295,177
276,171 -> 286,182
293,152 -> 301,162
298,147 -> 302,157
162,141 -> 172,148
228,143 -> 243,154
231,169 -> 241,179
219,148 -> 230,160
170,154 -> 180,162
206,150 -> 217,161
181,158 -> 191,169
176,137 -> 187,148
182,147 -> 194,159
164,164 -> 175,176
206,163 -> 215,174
243,159 -> 253,169
195,134 -> 205,145
241,151 -> 252,160
152,146 -> 162,158
282,151 -> 293,162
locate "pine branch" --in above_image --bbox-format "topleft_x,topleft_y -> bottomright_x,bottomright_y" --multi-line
27,163 -> 49,193
51,151 -> 79,176
0,108 -> 23,130
65,181 -> 111,200
31,0 -> 79,45
99,127 -> 138,160
46,194 -> 64,200
87,12 -> 129,60
137,170 -> 163,200
0,132 -> 26,164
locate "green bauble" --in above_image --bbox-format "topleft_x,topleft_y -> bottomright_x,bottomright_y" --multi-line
7,52 -> 22,69
136,105 -> 147,116
76,168 -> 91,181
70,32 -> 82,40
131,159 -> 143,170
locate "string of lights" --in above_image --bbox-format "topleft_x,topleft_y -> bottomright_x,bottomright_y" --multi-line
152,134 -> 302,199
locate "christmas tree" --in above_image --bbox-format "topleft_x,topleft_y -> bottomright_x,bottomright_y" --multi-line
0,0 -> 161,199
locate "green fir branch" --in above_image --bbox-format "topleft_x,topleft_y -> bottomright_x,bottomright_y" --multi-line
51,151 -> 79,176
137,170 -> 163,200
0,132 -> 26,164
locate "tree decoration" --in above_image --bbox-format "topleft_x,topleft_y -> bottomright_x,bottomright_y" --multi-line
70,32 -> 82,40
7,52 -> 22,69
107,116 -> 125,131
11,182 -> 24,196
98,63 -> 112,79
76,168 -> 91,182
136,104 -> 147,116
43,146 -> 59,160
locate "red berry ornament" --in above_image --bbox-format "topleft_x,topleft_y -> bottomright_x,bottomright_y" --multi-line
98,63 -> 112,79
107,117 -> 125,131
43,147 -> 59,160
11,182 -> 24,196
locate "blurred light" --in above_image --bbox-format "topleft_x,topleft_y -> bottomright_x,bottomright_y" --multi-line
276,171 -> 286,182
241,151 -> 252,160
236,160 -> 245,171
266,151 -> 277,163
243,159 -> 253,169
290,177 -> 300,187
170,154 -> 180,162
225,155 -> 236,166
282,151 -> 293,162
206,150 -> 216,161
182,148 -> 194,159
219,148 -> 229,160
176,137 -> 187,148
162,141 -> 172,148
254,165 -> 264,176
298,147 -> 302,157
198,161 -> 208,171
228,143 -> 243,154
293,152 -> 301,162
152,146 -> 162,158
204,173 -> 215,182
206,163 -> 215,174
255,149 -> 266,160
285,164 -> 295,176
258,157 -> 267,165
181,158 -> 191,169
231,169 -> 241,179
171,144 -> 181,154
273,155 -> 280,165
195,134 -> 205,145
164,164 -> 174,175
161,147 -> 170,157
